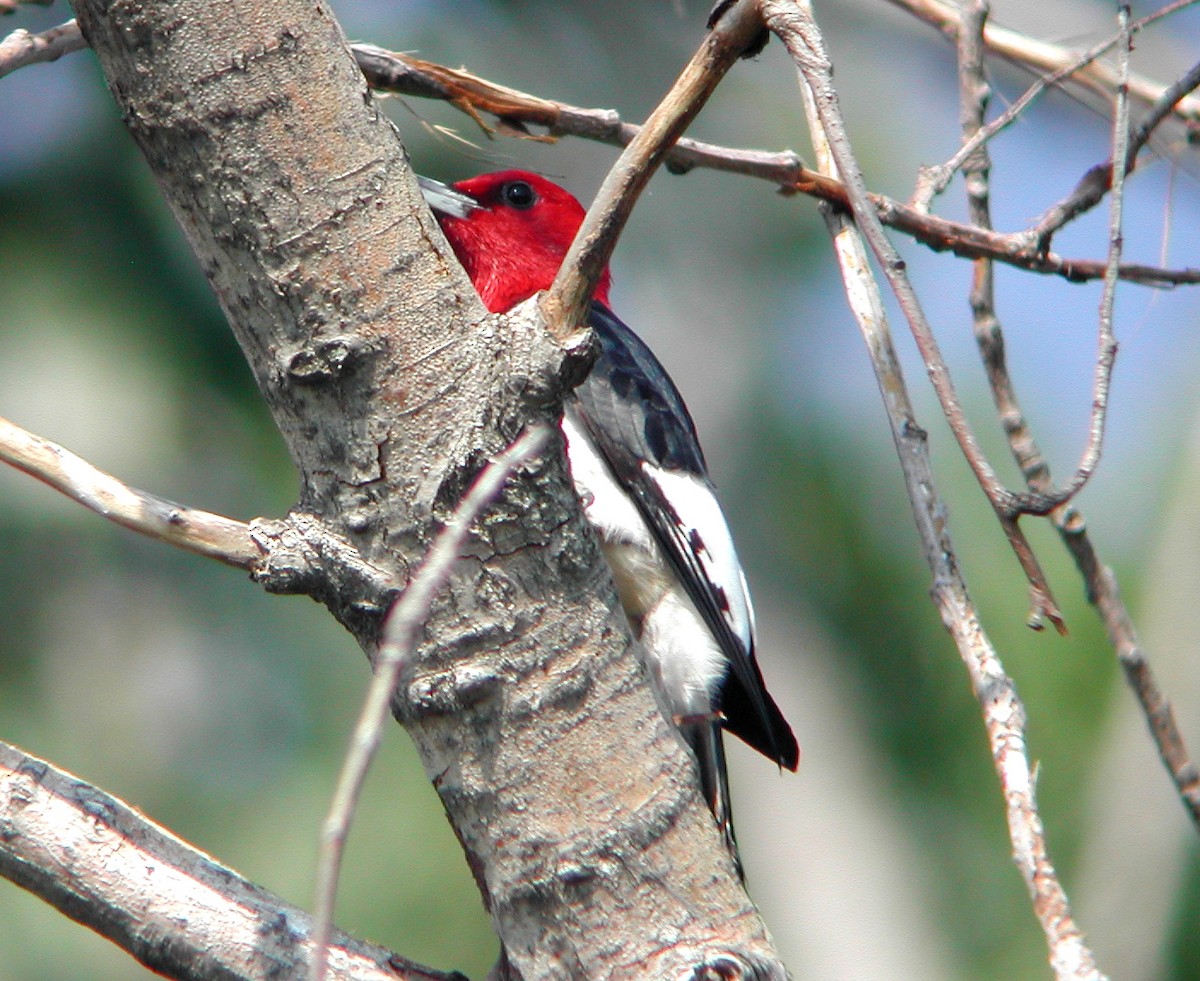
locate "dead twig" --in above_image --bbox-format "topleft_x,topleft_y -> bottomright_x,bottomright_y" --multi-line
308,424 -> 550,981
542,0 -> 768,335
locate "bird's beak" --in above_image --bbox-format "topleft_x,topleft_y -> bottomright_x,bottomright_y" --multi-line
417,175 -> 481,220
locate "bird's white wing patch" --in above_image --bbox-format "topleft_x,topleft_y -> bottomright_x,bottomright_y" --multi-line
561,409 -> 651,549
640,464 -> 756,657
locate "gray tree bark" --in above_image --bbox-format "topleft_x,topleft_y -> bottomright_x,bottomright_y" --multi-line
65,0 -> 786,977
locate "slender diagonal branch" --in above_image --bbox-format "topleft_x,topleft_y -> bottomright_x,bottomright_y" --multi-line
953,2 -> 1050,629
766,1 -> 1105,976
309,424 -> 550,981
542,0 -> 767,335
1064,5 -> 1131,507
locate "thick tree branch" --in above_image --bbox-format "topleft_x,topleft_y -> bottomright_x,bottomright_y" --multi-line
0,741 -> 454,981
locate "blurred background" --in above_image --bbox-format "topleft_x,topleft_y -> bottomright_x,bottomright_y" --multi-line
1,0 -> 1198,978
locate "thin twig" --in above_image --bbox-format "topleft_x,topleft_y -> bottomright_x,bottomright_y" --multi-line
953,0 -> 1063,631
541,0 -> 767,336
884,0 -> 1200,128
308,424 -> 550,981
5,21 -> 1197,288
910,0 -> 1195,212
1054,7 -> 1132,511
952,3 -> 1067,627
767,0 -> 1066,630
1008,10 -> 1131,519
767,2 -> 1105,976
0,414 -> 260,567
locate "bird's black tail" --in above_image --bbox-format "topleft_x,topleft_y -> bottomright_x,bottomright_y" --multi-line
681,719 -> 744,882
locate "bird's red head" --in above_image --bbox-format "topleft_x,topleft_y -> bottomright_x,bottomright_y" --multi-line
427,170 -> 612,315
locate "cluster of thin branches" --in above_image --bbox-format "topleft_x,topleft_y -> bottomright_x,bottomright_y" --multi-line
1,1 -> 1199,980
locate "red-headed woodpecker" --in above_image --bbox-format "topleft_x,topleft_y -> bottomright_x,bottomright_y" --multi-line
419,170 -> 798,874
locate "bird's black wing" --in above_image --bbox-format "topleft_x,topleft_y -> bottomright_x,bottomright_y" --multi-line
570,303 -> 797,771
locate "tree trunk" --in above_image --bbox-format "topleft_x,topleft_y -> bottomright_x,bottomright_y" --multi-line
67,0 -> 787,976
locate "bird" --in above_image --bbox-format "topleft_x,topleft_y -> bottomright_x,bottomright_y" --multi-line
418,169 -> 798,875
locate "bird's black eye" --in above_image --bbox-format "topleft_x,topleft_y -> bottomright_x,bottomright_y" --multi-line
500,180 -> 537,210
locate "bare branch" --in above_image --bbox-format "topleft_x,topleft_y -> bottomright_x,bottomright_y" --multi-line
0,15 -> 83,76
0,414 -> 260,568
7,22 -> 1196,288
1060,6 -> 1131,508
0,741 -> 455,981
310,424 -> 550,981
884,0 -> 1200,130
766,1 -> 1105,976
953,0 -> 1054,628
765,0 -> 1065,630
542,0 -> 768,336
